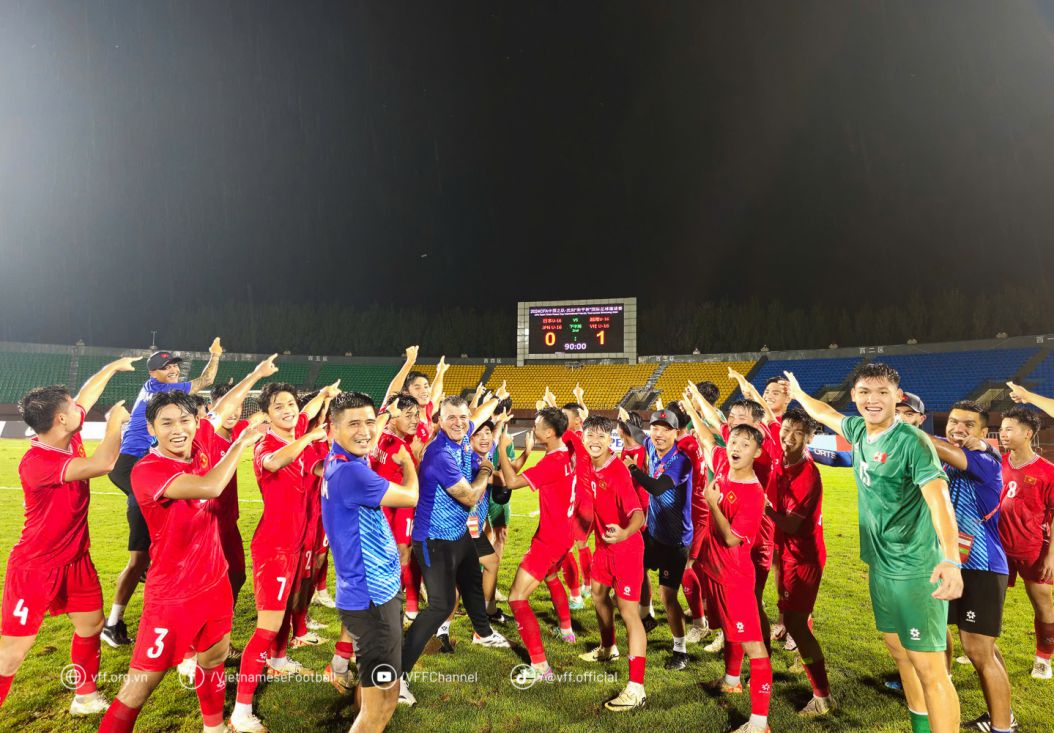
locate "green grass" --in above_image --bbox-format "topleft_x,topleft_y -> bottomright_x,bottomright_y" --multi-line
0,439 -> 1050,732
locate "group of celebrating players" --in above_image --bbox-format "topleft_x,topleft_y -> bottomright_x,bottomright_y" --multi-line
1,339 -> 1053,733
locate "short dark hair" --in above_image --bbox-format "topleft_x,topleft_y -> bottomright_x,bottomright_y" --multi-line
1004,405 -> 1042,436
145,390 -> 198,424
18,385 -> 72,434
728,398 -> 766,422
781,406 -> 817,434
385,393 -> 419,413
211,380 -> 234,401
852,362 -> 901,388
257,382 -> 298,413
329,391 -> 376,422
765,376 -> 787,387
562,403 -> 583,417
950,399 -> 990,426
665,400 -> 689,430
624,410 -> 644,429
298,390 -> 321,408
473,419 -> 496,435
403,371 -> 429,392
728,423 -> 765,449
439,394 -> 469,413
191,394 -> 209,411
537,406 -> 568,437
583,415 -> 615,434
696,381 -> 719,404
495,396 -> 513,415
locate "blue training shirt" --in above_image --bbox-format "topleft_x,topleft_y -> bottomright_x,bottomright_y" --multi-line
643,436 -> 693,547
119,377 -> 193,457
943,442 -> 1008,574
321,443 -> 401,610
413,425 -> 475,543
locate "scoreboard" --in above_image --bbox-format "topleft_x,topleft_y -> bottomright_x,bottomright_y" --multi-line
517,298 -> 637,363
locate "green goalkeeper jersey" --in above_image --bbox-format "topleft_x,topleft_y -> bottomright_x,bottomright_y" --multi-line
841,415 -> 948,579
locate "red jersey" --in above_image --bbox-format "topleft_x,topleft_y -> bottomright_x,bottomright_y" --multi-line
415,402 -> 434,444
698,474 -> 765,585
620,444 -> 649,522
208,419 -> 248,527
720,422 -> 780,486
591,455 -> 644,551
252,414 -> 318,555
999,453 -> 1054,558
131,419 -> 228,604
12,410 -> 91,569
523,447 -> 575,550
562,430 -> 594,506
371,429 -> 417,483
767,456 -> 826,566
678,434 -> 709,528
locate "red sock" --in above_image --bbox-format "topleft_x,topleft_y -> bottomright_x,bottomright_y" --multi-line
545,577 -> 572,629
1036,619 -> 1054,660
803,657 -> 831,698
70,633 -> 101,695
0,674 -> 13,707
402,563 -> 419,612
600,624 -> 616,649
98,698 -> 141,732
196,664 -> 226,727
682,568 -> 704,619
628,655 -> 646,685
236,628 -> 278,704
561,554 -> 581,594
334,641 -> 354,660
315,550 -> 329,591
577,546 -> 592,586
724,641 -> 745,678
510,599 -> 547,665
270,611 -> 292,659
748,657 -> 773,717
292,607 -> 308,639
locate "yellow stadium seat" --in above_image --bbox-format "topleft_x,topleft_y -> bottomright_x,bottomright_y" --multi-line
650,361 -> 757,408
486,363 -> 657,410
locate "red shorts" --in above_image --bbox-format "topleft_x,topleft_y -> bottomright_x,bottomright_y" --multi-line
689,523 -> 706,560
777,561 -> 823,614
383,506 -> 415,546
520,540 -> 572,582
1008,551 -> 1053,587
572,496 -> 595,543
751,538 -> 774,573
314,516 -> 328,555
252,551 -> 302,611
2,554 -> 102,636
219,526 -> 246,577
703,574 -> 762,643
131,583 -> 233,671
591,543 -> 644,601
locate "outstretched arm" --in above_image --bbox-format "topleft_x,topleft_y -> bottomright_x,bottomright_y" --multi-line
1008,382 -> 1054,420
212,354 -> 278,425
302,381 -> 341,422
64,403 -> 131,482
165,427 -> 264,499
783,371 -> 846,438
189,338 -> 223,394
429,356 -> 449,414
383,345 -> 419,406
729,367 -> 776,425
74,356 -> 142,413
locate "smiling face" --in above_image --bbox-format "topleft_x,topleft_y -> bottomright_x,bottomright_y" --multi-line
763,380 -> 790,415
779,418 -> 811,459
726,431 -> 763,472
584,425 -> 613,462
895,405 -> 925,428
150,362 -> 182,385
391,404 -> 420,438
852,377 -> 899,428
406,376 -> 431,407
332,405 -> 376,457
999,416 -> 1033,453
946,408 -> 986,446
727,405 -> 758,428
266,391 -> 300,433
148,403 -> 199,459
439,401 -> 471,442
471,425 -> 494,456
649,422 -> 676,453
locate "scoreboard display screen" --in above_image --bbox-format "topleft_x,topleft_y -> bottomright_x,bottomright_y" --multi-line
528,304 -> 624,355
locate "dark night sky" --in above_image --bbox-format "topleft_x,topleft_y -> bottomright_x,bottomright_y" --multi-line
1,1 -> 1053,347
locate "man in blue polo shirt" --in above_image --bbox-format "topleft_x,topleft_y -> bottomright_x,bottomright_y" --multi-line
928,400 -> 1013,733
321,391 -> 418,732
102,338 -> 224,648
399,394 -> 508,706
625,408 -> 694,671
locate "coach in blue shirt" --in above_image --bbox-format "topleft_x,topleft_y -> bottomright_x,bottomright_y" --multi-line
400,395 -> 509,705
928,400 -> 1011,733
322,391 -> 418,729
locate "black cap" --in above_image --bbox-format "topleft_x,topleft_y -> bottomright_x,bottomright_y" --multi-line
147,351 -> 183,372
649,409 -> 679,430
897,391 -> 925,415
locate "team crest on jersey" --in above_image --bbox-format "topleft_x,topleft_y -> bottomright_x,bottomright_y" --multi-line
76,444 -> 86,458
872,452 -> 888,464
726,492 -> 737,505
1026,475 -> 1038,485
197,453 -> 210,470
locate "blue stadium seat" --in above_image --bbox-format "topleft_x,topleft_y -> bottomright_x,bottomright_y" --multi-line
748,357 -> 864,400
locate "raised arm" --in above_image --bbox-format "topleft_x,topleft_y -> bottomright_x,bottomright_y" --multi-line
572,383 -> 589,420
784,371 -> 846,437
188,338 -> 223,394
497,432 -> 533,489
1008,382 -> 1054,420
211,354 -> 278,425
64,403 -> 131,482
921,477 -> 964,600
261,424 -> 329,474
681,387 -> 717,452
164,427 -> 263,500
686,380 -> 726,431
74,356 -> 142,414
383,345 -> 419,406
429,356 -> 449,414
729,367 -> 776,425
472,382 -> 506,427
302,381 -> 341,422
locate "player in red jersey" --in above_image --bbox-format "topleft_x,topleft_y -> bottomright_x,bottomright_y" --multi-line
383,345 -> 448,450
1000,388 -> 1054,680
97,390 -> 263,733
574,416 -> 648,711
561,386 -> 593,608
0,357 -> 137,716
766,407 -> 834,716
497,407 -> 576,682
698,424 -> 774,733
372,394 -> 423,619
230,381 -> 334,733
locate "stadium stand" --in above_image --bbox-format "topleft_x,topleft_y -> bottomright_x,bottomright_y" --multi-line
314,362 -> 400,405
486,363 -> 657,410
417,363 -> 487,400
747,356 -> 865,403
0,351 -> 73,403
1022,349 -> 1054,397
651,361 -> 757,409
74,354 -> 145,407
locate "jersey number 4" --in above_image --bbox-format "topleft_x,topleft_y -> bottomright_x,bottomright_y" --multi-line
12,598 -> 28,626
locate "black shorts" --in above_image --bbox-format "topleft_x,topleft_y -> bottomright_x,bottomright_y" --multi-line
339,596 -> 403,688
109,453 -> 151,553
948,569 -> 1008,638
643,533 -> 689,590
473,534 -> 495,559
